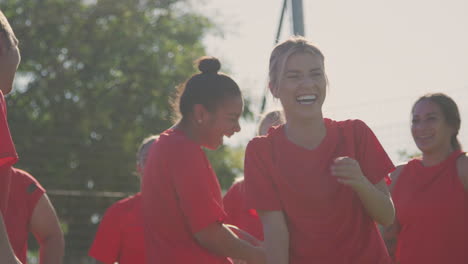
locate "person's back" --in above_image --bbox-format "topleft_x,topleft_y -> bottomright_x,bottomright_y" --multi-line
89,194 -> 145,264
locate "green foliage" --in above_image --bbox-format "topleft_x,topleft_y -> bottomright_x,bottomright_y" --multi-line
397,149 -> 421,161
2,0 -> 250,262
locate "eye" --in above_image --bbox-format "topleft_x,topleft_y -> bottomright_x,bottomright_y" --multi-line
286,74 -> 300,79
411,118 -> 419,124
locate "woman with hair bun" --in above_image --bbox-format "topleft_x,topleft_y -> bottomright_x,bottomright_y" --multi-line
142,56 -> 264,264
384,93 -> 468,264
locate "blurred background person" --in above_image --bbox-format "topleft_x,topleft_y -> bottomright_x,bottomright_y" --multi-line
89,135 -> 158,264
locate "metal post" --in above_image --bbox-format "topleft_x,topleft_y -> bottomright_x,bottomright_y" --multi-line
290,0 -> 305,36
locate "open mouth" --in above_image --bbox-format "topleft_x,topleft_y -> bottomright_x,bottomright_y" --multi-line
296,94 -> 317,105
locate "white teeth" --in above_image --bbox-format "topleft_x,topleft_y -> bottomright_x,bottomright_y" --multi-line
297,95 -> 317,100
296,94 -> 317,104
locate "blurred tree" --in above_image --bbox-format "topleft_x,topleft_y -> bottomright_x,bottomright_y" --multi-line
2,0 -> 250,262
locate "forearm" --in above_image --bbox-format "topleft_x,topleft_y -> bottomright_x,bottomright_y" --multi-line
263,222 -> 289,264
354,179 -> 395,226
382,221 -> 400,261
259,211 -> 289,264
195,223 -> 263,263
39,233 -> 64,264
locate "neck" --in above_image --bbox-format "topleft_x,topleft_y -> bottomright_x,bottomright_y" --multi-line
284,114 -> 326,150
421,145 -> 455,166
174,119 -> 203,145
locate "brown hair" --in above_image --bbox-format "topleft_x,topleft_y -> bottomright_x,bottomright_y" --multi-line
0,10 -> 19,48
172,56 -> 241,121
412,93 -> 462,150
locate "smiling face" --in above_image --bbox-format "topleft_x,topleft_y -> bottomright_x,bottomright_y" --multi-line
200,95 -> 243,150
411,99 -> 455,154
272,52 -> 326,121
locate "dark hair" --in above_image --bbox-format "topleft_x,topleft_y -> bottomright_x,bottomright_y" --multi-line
412,93 -> 462,150
0,10 -> 19,48
172,56 -> 241,121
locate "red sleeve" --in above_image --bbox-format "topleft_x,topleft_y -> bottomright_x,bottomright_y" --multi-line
15,169 -> 46,221
223,181 -> 243,226
244,138 -> 282,211
353,120 -> 395,184
89,203 -> 122,264
171,144 -> 226,233
0,92 -> 17,213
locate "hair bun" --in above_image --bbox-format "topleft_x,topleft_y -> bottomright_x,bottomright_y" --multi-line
197,56 -> 221,74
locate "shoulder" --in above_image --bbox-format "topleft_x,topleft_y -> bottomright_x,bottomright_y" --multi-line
332,118 -> 373,137
226,180 -> 244,194
388,164 -> 406,191
158,129 -> 203,158
11,168 -> 45,192
105,194 -> 140,216
456,153 -> 468,189
247,125 -> 283,151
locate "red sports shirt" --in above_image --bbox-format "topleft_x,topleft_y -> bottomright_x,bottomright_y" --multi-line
223,180 -> 263,241
392,150 -> 468,264
245,119 -> 394,264
141,128 -> 230,264
89,193 -> 145,264
0,91 -> 18,213
5,168 -> 45,264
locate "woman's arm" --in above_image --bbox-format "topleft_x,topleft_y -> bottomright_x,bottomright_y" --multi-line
194,222 -> 264,264
332,157 -> 395,226
30,194 -> 64,264
258,210 -> 289,264
381,165 -> 404,261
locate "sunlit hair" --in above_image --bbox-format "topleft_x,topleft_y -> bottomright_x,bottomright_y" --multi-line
412,93 -> 462,150
136,135 -> 159,169
257,110 -> 284,136
171,56 -> 241,122
269,36 -> 325,93
0,10 -> 19,48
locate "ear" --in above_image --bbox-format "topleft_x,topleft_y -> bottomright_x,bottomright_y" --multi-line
269,82 -> 279,98
193,104 -> 209,124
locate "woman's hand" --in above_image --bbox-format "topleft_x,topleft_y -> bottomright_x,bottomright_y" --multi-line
331,156 -> 369,191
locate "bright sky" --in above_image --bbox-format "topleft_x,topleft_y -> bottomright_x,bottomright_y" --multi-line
197,0 -> 468,163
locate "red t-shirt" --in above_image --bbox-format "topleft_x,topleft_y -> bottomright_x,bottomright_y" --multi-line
0,91 -> 18,213
392,150 -> 468,264
5,168 -> 45,264
141,128 -> 230,264
223,180 -> 263,241
245,118 -> 394,264
89,193 -> 145,264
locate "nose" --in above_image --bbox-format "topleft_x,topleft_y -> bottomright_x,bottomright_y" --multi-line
301,76 -> 318,88
233,121 -> 241,133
